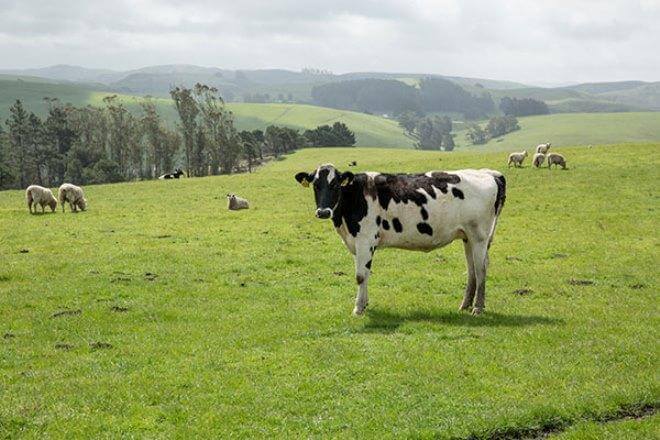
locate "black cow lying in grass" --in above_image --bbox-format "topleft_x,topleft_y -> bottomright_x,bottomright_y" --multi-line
295,164 -> 506,316
159,168 -> 184,179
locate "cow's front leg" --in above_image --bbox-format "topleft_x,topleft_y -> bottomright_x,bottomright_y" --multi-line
352,241 -> 375,316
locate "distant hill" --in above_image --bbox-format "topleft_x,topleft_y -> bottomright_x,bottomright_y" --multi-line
0,77 -> 414,148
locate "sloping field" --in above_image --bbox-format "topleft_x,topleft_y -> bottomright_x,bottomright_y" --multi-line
0,143 -> 657,437
458,112 -> 660,151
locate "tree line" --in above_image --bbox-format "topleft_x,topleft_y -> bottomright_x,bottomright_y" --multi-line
311,78 -> 496,120
0,83 -> 356,190
466,115 -> 520,145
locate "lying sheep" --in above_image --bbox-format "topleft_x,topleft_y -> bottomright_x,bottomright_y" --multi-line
59,183 -> 87,212
26,185 -> 57,214
507,150 -> 528,168
547,153 -> 567,169
536,142 -> 551,154
227,194 -> 249,210
532,152 -> 546,168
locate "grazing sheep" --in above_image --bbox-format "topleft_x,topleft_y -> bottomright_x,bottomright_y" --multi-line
536,142 -> 551,154
159,168 -> 184,179
507,150 -> 528,168
59,183 -> 87,212
227,194 -> 249,210
532,152 -> 546,168
547,153 -> 567,169
26,185 -> 57,214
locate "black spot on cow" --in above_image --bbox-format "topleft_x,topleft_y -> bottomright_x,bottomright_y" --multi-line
366,260 -> 372,269
372,172 -> 461,210
451,187 -> 465,199
392,218 -> 403,233
356,274 -> 364,285
420,207 -> 428,220
382,219 -> 390,230
494,174 -> 506,214
417,223 -> 433,236
330,174 -> 369,237
376,215 -> 381,226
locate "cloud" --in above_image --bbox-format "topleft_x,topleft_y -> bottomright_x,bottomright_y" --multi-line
0,0 -> 658,83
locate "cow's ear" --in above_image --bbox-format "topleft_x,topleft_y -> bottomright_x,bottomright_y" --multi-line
295,172 -> 313,187
339,171 -> 354,187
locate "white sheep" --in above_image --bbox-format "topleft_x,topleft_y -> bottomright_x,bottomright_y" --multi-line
507,150 -> 528,168
59,183 -> 87,212
532,152 -> 546,168
26,185 -> 57,214
547,153 -> 567,169
536,142 -> 551,154
227,194 -> 249,210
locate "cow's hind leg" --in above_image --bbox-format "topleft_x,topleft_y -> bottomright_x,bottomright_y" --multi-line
459,239 -> 476,311
352,241 -> 374,316
471,239 -> 489,315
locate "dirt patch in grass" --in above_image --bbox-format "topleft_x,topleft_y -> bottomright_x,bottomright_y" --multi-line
333,271 -> 346,276
629,283 -> 646,289
90,341 -> 113,350
3,332 -> 15,339
144,272 -> 158,281
51,309 -> 82,318
506,256 -> 522,262
55,342 -> 73,350
110,306 -> 129,313
18,249 -> 29,254
551,253 -> 568,259
464,402 -> 657,440
513,288 -> 533,296
568,278 -> 594,286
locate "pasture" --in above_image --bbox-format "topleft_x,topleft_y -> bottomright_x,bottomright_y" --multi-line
0,143 -> 658,438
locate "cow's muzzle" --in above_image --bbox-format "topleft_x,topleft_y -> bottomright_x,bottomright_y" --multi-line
315,208 -> 333,219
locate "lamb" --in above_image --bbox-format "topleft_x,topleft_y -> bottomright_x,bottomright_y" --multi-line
532,152 -> 546,168
227,194 -> 249,210
58,183 -> 87,212
26,185 -> 57,214
536,142 -> 551,154
547,153 -> 567,169
507,150 -> 528,168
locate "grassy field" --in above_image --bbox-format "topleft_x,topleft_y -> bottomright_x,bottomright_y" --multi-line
1,143 -> 658,437
457,112 -> 660,151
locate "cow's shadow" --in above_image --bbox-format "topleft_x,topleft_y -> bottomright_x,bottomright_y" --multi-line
361,307 -> 562,334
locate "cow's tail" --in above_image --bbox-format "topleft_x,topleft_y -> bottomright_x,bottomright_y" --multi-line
484,171 -> 506,249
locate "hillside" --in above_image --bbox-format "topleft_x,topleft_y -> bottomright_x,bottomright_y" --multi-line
0,78 -> 414,148
0,143 -> 657,437
456,112 -> 660,151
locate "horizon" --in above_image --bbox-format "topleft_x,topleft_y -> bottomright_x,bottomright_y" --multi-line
1,0 -> 658,85
1,62 -> 656,89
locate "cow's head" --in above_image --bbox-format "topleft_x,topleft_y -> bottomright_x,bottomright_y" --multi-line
295,164 -> 354,219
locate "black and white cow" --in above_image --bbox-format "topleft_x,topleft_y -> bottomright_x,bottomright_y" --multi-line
159,168 -> 184,179
295,164 -> 506,316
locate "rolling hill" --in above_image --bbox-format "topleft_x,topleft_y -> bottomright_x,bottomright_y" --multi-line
0,77 -> 414,148
2,76 -> 660,151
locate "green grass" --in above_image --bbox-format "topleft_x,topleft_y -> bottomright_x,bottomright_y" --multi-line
1,143 -> 658,437
549,413 -> 659,439
457,112 -> 660,151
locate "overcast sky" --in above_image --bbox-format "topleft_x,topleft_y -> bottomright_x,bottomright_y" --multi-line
1,0 -> 658,85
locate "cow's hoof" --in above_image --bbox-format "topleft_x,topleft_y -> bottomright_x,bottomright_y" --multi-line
352,306 -> 366,316
459,304 -> 471,312
471,307 -> 484,316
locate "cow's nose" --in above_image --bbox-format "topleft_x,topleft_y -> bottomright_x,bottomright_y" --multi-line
316,208 -> 332,219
